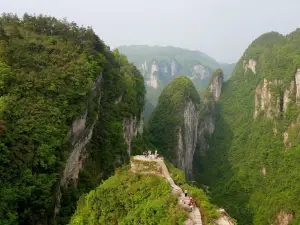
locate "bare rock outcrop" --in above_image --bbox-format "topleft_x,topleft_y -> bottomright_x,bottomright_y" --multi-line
244,59 -> 257,74
215,209 -> 235,225
171,58 -> 180,77
146,61 -> 159,88
283,81 -> 295,111
54,75 -> 103,216
123,114 -> 143,156
177,101 -> 199,178
271,211 -> 295,225
197,70 -> 223,155
210,73 -> 224,102
192,64 -> 210,80
254,79 -> 282,119
295,68 -> 300,105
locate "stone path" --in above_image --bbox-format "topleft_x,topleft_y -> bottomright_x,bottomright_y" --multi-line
132,155 -> 202,225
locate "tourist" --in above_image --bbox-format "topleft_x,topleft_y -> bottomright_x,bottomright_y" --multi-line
189,197 -> 195,209
184,190 -> 188,197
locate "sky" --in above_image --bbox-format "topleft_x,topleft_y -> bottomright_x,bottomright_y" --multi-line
1,0 -> 300,63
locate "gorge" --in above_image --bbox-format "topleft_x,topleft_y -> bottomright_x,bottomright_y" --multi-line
2,12 -> 300,225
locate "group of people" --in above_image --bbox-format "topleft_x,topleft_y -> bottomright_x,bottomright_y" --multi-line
143,149 -> 159,159
183,190 -> 196,209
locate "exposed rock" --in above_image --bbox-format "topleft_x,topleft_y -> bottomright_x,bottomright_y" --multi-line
70,111 -> 88,143
271,211 -> 295,225
197,114 -> 215,155
210,72 -> 224,102
114,93 -> 123,104
175,101 -> 199,178
197,71 -> 222,155
283,123 -> 296,148
123,115 -> 143,156
183,219 -> 194,225
215,208 -> 235,225
171,58 -> 180,77
244,59 -> 257,74
295,68 -> 300,105
283,81 -> 295,111
146,61 -> 159,88
141,60 -> 148,75
55,75 -> 103,216
192,64 -> 210,80
254,79 -> 282,119
182,101 -> 199,178
262,167 -> 267,177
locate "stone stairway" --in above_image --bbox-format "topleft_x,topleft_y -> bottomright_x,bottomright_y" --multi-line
131,155 -> 203,225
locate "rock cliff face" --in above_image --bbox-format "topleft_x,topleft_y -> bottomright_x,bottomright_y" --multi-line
283,81 -> 294,111
177,101 -> 199,178
171,58 -> 180,77
148,71 -> 225,179
197,70 -> 223,155
55,74 -> 144,217
142,59 -> 211,88
271,211 -> 295,225
123,114 -> 143,156
295,68 -> 300,105
146,61 -> 159,88
254,79 -> 282,119
244,59 -> 257,74
251,68 -> 300,149
192,64 -> 211,80
54,74 -> 103,216
210,72 -> 224,101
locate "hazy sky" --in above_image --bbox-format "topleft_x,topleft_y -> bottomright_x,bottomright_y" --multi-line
1,0 -> 300,63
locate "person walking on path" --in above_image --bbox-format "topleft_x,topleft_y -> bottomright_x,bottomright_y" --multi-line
189,197 -> 195,210
184,190 -> 188,197
148,150 -> 152,158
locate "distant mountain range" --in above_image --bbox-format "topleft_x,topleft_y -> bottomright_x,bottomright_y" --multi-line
118,45 -> 235,105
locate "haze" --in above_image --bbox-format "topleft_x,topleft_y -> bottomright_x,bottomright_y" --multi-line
1,0 -> 300,63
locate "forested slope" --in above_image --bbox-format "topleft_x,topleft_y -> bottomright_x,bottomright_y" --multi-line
0,14 -> 145,225
198,30 -> 300,225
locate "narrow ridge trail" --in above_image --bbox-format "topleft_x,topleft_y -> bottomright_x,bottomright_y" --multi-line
131,155 -> 203,225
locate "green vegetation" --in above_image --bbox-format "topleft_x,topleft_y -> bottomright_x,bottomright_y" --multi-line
118,45 -> 235,107
118,45 -> 222,73
198,30 -> 300,224
148,76 -> 200,161
165,160 -> 225,225
130,157 -> 158,172
0,13 -> 145,225
69,168 -> 188,225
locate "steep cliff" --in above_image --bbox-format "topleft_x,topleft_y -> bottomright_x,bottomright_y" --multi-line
117,45 -> 234,107
69,157 -> 236,225
197,69 -> 224,156
148,76 -> 200,178
198,30 -> 300,225
0,14 -> 145,225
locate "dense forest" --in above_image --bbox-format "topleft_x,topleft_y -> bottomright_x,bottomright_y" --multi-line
3,10 -> 300,225
198,30 -> 300,224
69,161 -> 223,225
0,13 -> 145,225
